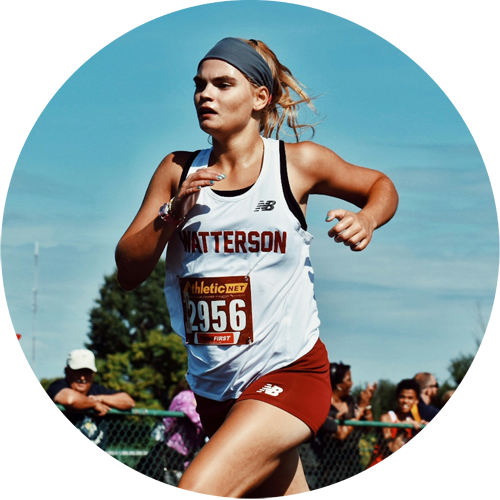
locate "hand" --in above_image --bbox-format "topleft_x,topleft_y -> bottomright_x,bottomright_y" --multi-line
172,168 -> 226,219
88,395 -> 102,403
93,401 -> 111,416
359,382 -> 377,407
409,419 -> 427,431
326,209 -> 376,251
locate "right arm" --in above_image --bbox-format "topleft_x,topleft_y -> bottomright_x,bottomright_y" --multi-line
115,152 -> 224,290
53,389 -> 111,417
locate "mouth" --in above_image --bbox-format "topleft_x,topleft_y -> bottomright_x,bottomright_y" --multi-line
198,107 -> 217,118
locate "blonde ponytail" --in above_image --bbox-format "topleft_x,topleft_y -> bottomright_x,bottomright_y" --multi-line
244,39 -> 317,142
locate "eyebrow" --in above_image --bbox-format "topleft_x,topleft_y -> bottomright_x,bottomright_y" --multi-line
193,75 -> 238,84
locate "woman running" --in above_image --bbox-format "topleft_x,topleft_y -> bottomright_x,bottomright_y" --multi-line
115,37 -> 398,497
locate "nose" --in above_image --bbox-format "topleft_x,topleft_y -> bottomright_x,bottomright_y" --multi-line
198,83 -> 214,103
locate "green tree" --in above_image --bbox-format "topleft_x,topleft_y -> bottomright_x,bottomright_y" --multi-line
448,353 -> 475,386
86,259 -> 171,357
94,329 -> 187,409
86,259 -> 187,408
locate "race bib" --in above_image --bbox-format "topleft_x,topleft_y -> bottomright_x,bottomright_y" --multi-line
180,276 -> 253,345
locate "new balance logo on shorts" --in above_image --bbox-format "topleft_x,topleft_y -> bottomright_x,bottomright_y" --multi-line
256,384 -> 283,396
254,200 -> 276,212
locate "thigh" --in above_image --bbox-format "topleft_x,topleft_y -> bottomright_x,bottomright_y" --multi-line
244,448 -> 309,498
177,399 -> 313,497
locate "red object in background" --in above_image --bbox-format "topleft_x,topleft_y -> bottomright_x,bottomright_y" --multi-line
16,334 -> 21,340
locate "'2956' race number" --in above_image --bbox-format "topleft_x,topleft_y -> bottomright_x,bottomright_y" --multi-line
180,276 -> 254,345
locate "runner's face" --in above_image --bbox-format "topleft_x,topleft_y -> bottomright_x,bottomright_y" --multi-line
194,59 -> 258,136
397,389 -> 418,413
66,368 -> 94,394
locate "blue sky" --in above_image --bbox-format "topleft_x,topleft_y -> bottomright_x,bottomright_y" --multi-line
1,0 -> 497,389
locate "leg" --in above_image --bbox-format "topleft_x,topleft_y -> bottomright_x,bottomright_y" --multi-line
178,399 -> 312,497
244,448 -> 309,497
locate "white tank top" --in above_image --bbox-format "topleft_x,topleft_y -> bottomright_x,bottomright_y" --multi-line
164,137 -> 320,401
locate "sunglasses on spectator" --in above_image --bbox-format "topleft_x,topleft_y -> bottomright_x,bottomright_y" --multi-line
426,383 -> 439,389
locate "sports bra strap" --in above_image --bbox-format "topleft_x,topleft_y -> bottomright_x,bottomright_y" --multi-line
279,140 -> 307,231
178,150 -> 202,189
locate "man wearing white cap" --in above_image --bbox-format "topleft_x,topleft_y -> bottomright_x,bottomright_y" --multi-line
47,349 -> 135,447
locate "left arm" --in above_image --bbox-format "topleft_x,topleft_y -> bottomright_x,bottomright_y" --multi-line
286,141 -> 399,251
88,392 -> 136,411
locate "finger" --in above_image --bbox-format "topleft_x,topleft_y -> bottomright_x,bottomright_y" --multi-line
191,178 -> 219,189
187,170 -> 226,182
180,178 -> 219,197
332,224 -> 362,243
350,235 -> 371,252
332,214 -> 356,233
328,214 -> 357,238
325,209 -> 346,223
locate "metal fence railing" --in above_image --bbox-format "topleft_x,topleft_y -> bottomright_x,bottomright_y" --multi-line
57,407 -> 421,489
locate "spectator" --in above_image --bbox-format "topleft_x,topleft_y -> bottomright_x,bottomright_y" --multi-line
163,380 -> 206,471
441,389 -> 455,407
320,362 -> 377,440
137,380 -> 206,485
368,379 -> 423,467
380,379 -> 425,451
308,362 -> 377,488
47,349 -> 135,448
380,379 -> 424,438
412,372 -> 440,422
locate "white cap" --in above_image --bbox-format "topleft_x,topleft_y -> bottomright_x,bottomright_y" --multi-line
66,349 -> 97,372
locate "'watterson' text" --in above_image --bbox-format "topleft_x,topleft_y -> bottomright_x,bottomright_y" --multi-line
179,230 -> 287,254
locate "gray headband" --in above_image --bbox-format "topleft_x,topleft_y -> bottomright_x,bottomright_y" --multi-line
198,37 -> 273,93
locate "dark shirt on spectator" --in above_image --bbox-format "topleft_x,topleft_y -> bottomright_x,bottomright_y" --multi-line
47,378 -> 119,399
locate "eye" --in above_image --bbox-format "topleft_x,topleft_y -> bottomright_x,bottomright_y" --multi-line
193,79 -> 205,92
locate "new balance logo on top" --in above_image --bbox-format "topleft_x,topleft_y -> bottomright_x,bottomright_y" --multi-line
256,384 -> 284,396
254,200 -> 276,212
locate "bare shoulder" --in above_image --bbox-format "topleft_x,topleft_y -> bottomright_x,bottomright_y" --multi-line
283,141 -> 346,200
285,140 -> 340,166
153,150 -> 195,195
284,141 -> 345,179
380,413 -> 392,423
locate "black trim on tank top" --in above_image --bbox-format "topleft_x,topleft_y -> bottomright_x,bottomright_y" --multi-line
212,185 -> 254,197
178,150 -> 202,189
279,140 -> 308,230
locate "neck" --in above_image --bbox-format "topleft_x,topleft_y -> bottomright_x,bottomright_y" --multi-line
396,409 -> 410,421
331,390 -> 345,405
210,127 -> 263,170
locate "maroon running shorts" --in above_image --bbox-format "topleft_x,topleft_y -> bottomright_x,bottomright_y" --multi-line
194,338 -> 332,438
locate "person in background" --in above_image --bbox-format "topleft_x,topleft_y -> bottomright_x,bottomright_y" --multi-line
412,372 -> 440,422
311,362 -> 377,487
163,380 -> 206,473
320,362 -> 377,440
380,379 -> 425,440
47,349 -> 135,448
368,378 -> 424,468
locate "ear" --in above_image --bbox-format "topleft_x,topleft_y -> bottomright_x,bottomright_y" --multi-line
253,86 -> 270,112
